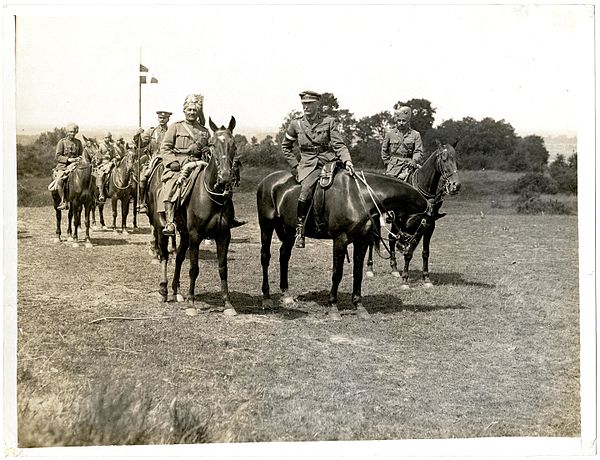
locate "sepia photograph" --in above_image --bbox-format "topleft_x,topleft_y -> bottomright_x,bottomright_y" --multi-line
3,2 -> 596,458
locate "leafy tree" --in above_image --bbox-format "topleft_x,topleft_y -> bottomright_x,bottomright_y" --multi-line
549,153 -> 577,194
394,98 -> 436,137
513,135 -> 549,172
234,134 -> 248,150
319,92 -> 356,146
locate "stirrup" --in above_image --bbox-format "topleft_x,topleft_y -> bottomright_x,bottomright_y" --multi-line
57,201 -> 69,211
294,232 -> 305,249
162,222 -> 176,236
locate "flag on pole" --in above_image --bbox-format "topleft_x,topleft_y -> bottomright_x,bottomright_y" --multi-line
139,64 -> 158,84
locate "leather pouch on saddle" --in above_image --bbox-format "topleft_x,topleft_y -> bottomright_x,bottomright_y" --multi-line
318,162 -> 338,189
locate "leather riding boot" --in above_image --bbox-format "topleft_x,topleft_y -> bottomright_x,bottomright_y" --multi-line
294,199 -> 309,249
137,178 -> 148,213
162,201 -> 176,236
57,181 -> 68,210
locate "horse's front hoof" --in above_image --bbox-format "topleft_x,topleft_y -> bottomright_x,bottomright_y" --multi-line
223,307 -> 238,317
328,305 -> 342,321
391,271 -> 401,278
423,282 -> 433,289
366,270 -> 374,278
262,298 -> 274,309
356,305 -> 371,321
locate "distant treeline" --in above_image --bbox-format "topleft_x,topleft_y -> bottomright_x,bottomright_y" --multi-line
17,93 -> 577,195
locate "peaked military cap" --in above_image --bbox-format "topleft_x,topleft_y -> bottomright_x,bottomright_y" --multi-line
299,90 -> 321,103
156,110 -> 172,116
394,106 -> 412,121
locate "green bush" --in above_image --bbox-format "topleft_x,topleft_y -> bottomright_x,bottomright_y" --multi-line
516,196 -> 572,215
511,172 -> 558,197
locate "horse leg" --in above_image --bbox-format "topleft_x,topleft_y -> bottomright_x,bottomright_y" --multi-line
352,240 -> 371,320
99,203 -> 107,230
53,195 -> 62,243
279,236 -> 295,306
84,201 -> 93,247
66,207 -> 73,241
421,223 -> 435,288
390,226 -> 400,277
328,236 -> 347,320
132,192 -> 138,229
186,231 -> 200,306
121,197 -> 129,234
112,197 -> 118,233
216,231 -> 236,316
365,243 -> 374,277
171,229 -> 188,303
401,242 -> 418,289
157,233 -> 169,302
260,221 -> 275,309
72,203 -> 81,247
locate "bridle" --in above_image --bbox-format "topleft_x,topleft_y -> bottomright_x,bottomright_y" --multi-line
111,153 -> 135,191
411,145 -> 458,202
203,130 -> 236,206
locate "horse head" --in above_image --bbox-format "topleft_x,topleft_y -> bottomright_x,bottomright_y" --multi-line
208,117 -> 237,190
433,140 -> 461,195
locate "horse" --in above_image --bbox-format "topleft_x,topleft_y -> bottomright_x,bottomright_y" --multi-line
366,141 -> 461,288
148,117 -> 239,316
50,149 -> 95,247
96,150 -> 138,234
256,166 -> 436,320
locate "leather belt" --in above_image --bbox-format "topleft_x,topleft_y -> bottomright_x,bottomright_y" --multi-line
300,145 -> 330,154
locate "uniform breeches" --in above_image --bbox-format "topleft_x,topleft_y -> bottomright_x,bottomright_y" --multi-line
156,166 -> 181,213
299,169 -> 321,202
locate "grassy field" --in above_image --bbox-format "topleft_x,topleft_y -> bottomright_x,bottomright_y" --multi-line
14,169 -> 580,448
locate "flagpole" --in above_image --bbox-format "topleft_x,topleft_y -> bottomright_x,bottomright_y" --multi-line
136,46 -> 142,221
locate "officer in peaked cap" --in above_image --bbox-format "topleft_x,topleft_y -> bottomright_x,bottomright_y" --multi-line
281,90 -> 355,249
52,122 -> 83,210
381,105 -> 423,181
136,109 -> 173,213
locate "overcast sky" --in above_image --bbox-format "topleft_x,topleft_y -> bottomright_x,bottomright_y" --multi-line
12,3 -> 594,136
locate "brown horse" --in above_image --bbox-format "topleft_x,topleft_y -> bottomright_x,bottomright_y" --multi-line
51,150 -> 95,247
148,117 -> 239,316
366,141 -> 461,287
256,167 -> 435,320
97,150 -> 138,234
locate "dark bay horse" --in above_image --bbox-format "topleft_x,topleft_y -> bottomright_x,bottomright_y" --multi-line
149,117 -> 239,316
51,150 -> 95,247
97,151 -> 138,234
257,168 -> 435,320
366,141 -> 461,287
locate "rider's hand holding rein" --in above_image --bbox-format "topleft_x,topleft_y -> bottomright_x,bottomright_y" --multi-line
345,161 -> 355,175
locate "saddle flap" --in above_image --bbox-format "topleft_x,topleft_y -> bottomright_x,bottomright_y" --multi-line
179,166 -> 204,204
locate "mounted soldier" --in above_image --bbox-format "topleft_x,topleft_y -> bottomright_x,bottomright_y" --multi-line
381,106 -> 424,181
135,110 -> 172,213
51,122 -> 83,210
281,90 -> 354,248
96,132 -> 121,202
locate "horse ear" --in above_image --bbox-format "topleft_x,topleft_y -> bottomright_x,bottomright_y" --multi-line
228,116 -> 236,132
209,118 -> 218,132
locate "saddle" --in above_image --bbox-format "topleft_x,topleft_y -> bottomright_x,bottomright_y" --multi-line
178,165 -> 204,205
318,161 -> 339,189
308,162 -> 343,237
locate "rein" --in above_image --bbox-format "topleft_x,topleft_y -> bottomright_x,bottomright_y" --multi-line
202,137 -> 234,206
411,146 -> 456,203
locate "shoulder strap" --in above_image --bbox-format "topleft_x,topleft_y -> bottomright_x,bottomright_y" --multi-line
181,122 -> 198,142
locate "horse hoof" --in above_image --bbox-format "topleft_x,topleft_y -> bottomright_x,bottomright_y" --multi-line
423,282 -> 434,289
328,307 -> 342,321
185,307 -> 198,316
281,295 -> 295,305
400,283 -> 410,290
366,270 -> 374,278
67,237 -> 73,243
122,229 -> 129,235
392,271 -> 401,278
223,307 -> 238,317
175,294 -> 185,302
356,305 -> 371,321
262,298 -> 274,309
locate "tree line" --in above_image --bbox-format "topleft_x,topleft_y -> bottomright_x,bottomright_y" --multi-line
17,94 -> 577,195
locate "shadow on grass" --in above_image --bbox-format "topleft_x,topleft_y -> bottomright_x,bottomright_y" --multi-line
192,291 -> 308,319
298,290 -> 468,314
91,238 -> 129,246
429,272 -> 495,288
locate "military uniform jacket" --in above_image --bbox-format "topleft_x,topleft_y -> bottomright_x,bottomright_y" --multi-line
381,128 -> 424,167
160,120 -> 210,168
98,141 -> 119,163
141,125 -> 169,157
55,137 -> 83,169
281,113 -> 351,182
